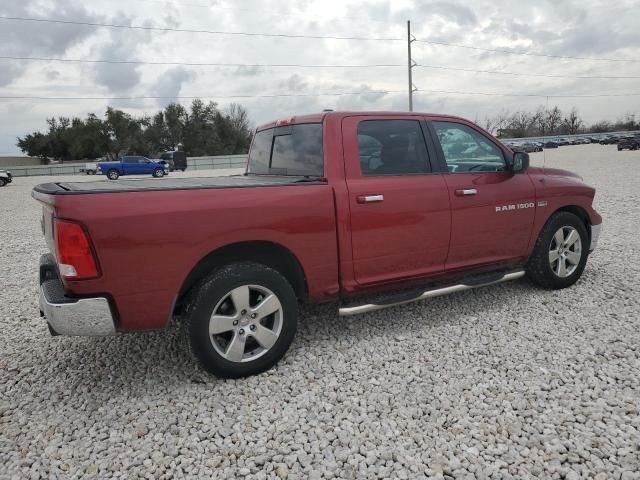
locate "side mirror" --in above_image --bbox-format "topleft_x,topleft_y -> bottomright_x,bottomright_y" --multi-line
511,151 -> 529,173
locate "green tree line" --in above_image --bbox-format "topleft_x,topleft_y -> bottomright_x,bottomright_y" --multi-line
17,100 -> 252,161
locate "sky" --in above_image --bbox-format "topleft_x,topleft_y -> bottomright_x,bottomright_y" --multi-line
1,0 -> 639,155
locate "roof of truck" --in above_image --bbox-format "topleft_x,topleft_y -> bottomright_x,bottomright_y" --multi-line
256,111 -> 469,131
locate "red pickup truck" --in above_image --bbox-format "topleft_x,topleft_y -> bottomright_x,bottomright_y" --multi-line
34,111 -> 602,378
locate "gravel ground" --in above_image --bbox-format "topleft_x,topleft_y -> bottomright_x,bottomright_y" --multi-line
1,145 -> 639,480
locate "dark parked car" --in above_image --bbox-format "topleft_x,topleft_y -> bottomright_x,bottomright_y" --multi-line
159,151 -> 188,171
599,136 -> 619,145
617,138 -> 640,151
543,141 -> 559,149
511,142 -> 542,153
522,142 -> 543,152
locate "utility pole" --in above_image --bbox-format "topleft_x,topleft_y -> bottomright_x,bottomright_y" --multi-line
407,20 -> 417,111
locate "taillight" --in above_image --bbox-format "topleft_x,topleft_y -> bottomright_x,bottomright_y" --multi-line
54,219 -> 99,279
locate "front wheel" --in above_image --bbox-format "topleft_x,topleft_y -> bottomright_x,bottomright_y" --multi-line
107,169 -> 119,180
0,178 -> 6,187
152,168 -> 165,178
187,262 -> 298,378
526,212 -> 589,289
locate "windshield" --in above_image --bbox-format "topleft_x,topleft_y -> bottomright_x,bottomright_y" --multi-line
247,123 -> 323,176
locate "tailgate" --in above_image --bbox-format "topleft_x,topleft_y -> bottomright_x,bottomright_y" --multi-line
32,188 -> 58,258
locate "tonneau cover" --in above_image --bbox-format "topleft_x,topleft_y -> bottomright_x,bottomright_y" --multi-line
33,175 -> 324,195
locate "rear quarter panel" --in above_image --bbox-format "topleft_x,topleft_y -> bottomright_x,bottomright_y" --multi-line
51,184 -> 339,331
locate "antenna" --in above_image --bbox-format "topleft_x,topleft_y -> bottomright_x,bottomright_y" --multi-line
543,95 -> 549,173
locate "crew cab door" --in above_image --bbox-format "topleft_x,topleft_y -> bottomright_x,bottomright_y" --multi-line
427,119 -> 536,269
122,157 -> 138,175
343,116 -> 451,285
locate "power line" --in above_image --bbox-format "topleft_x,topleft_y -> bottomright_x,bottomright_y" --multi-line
417,89 -> 640,98
113,0 -> 398,27
415,39 -> 640,63
1,89 -> 639,103
0,16 -> 403,41
0,55 -> 403,68
417,64 -> 640,80
0,90 -> 405,101
4,54 -> 638,80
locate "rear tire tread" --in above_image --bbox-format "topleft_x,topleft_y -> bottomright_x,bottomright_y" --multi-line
187,262 -> 298,378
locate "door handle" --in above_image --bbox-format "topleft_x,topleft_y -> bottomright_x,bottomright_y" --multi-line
357,194 -> 384,204
455,188 -> 478,196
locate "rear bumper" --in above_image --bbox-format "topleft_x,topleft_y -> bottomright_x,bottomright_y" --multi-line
39,254 -> 116,336
590,223 -> 602,251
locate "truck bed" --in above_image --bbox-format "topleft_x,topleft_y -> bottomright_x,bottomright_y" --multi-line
33,175 -> 324,195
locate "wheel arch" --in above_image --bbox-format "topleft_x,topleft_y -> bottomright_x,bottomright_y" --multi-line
174,241 -> 308,314
550,204 -> 592,243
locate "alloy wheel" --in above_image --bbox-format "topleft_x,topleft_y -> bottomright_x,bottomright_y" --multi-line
548,226 -> 582,278
208,285 -> 283,362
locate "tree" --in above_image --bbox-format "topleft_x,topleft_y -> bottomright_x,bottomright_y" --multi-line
545,106 -> 563,135
183,99 -> 218,156
483,109 -> 509,135
103,107 -> 149,159
562,108 -> 583,135
16,132 -> 49,159
215,104 -> 252,154
16,99 -> 254,161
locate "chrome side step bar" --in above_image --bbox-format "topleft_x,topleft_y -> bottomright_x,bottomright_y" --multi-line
338,270 -> 525,316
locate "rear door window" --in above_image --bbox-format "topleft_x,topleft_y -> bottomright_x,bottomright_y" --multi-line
357,120 -> 431,175
247,123 -> 323,176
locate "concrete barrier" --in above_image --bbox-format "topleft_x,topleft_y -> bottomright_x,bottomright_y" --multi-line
3,155 -> 248,177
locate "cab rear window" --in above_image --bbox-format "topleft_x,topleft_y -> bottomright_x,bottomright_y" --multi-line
247,124 -> 323,176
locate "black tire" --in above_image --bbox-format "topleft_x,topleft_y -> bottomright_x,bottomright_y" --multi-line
0,178 -> 6,187
107,169 -> 119,180
153,168 -> 164,178
525,212 -> 589,290
187,262 -> 298,378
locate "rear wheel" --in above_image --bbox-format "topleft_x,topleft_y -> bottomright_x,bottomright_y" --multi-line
187,262 -> 298,378
0,178 -> 6,187
526,212 -> 589,289
107,169 -> 119,180
153,168 -> 165,178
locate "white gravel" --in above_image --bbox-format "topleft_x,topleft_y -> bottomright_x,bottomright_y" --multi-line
1,146 -> 639,479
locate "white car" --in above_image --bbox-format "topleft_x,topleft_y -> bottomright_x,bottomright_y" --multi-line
80,162 -> 98,175
0,170 -> 12,187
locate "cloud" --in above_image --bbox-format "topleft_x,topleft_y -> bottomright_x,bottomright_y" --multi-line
1,0 -> 640,155
0,63 -> 23,87
423,2 -> 478,26
280,74 -> 308,92
0,0 -> 105,86
90,13 -> 158,93
234,65 -> 264,77
150,66 -> 195,106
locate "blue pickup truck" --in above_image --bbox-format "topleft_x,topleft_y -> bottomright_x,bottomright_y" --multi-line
96,156 -> 169,180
